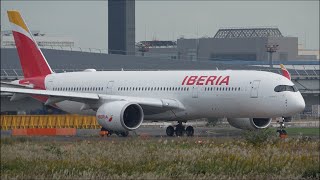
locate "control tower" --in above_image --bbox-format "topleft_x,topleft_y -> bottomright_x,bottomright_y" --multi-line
108,0 -> 135,55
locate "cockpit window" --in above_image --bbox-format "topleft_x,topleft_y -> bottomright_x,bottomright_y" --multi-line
274,85 -> 298,92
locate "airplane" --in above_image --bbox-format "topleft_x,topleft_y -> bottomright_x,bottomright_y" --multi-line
1,10 -> 305,137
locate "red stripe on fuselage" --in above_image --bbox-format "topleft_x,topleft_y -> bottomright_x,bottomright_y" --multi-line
19,76 -> 48,103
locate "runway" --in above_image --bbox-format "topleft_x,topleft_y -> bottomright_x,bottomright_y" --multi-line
1,125 -> 318,142
0,126 -> 243,141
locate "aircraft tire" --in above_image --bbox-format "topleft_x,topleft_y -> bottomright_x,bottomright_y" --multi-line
175,125 -> 185,137
186,126 -> 194,136
166,126 -> 175,136
120,131 -> 129,137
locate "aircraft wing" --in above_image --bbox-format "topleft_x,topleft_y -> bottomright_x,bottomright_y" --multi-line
0,87 -> 185,113
1,81 -> 34,89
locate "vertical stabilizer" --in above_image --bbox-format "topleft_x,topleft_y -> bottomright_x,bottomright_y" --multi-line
7,10 -> 52,78
280,64 -> 291,80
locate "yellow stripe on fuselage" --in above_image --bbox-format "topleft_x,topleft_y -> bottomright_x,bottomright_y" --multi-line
7,10 -> 29,33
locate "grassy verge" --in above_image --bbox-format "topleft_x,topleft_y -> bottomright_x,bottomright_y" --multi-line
267,127 -> 319,137
284,127 -> 319,136
1,136 -> 319,179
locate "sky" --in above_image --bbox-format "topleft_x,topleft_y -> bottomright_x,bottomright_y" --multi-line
1,0 -> 319,50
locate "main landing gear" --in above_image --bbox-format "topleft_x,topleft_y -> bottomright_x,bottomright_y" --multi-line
166,122 -> 194,137
100,127 -> 129,137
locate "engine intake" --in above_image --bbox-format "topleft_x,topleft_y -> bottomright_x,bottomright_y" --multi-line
227,118 -> 272,130
96,101 -> 144,132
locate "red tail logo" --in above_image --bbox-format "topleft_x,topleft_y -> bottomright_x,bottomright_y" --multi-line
7,10 -> 52,78
280,64 -> 291,80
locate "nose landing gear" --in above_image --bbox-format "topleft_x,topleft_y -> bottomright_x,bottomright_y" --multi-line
276,117 -> 288,138
166,122 -> 194,137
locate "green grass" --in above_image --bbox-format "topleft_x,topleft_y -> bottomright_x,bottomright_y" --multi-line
285,128 -> 319,136
1,137 -> 319,179
270,127 -> 319,136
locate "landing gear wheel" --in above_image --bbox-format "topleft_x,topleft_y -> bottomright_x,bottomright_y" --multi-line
277,117 -> 288,139
166,126 -> 175,136
186,126 -> 194,136
100,127 -> 109,137
107,130 -> 114,136
175,125 -> 185,137
119,131 -> 129,137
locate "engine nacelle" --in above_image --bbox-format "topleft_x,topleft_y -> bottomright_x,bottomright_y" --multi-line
96,101 -> 144,132
227,118 -> 272,130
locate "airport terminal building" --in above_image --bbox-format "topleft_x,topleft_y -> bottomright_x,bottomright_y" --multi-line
177,28 -> 298,61
135,28 -> 318,62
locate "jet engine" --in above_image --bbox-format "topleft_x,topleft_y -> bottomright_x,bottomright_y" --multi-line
227,118 -> 272,130
96,101 -> 144,132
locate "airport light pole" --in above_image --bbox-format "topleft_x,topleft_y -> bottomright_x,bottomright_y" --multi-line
266,44 -> 279,68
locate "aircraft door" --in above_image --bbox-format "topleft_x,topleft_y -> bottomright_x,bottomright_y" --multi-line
250,80 -> 260,98
106,81 -> 114,94
192,86 -> 198,98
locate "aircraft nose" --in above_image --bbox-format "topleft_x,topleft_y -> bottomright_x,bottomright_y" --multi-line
293,93 -> 305,113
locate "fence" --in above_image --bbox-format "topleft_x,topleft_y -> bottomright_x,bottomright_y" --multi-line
1,114 -> 318,130
0,115 -> 100,130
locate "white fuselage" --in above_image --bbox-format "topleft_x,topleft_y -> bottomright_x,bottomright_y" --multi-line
44,70 -> 305,121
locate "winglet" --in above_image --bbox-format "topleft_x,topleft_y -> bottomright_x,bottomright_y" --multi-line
7,10 -> 53,78
280,64 -> 291,80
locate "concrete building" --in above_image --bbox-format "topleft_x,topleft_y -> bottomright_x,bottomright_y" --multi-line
177,28 -> 299,62
298,44 -> 320,60
108,0 -> 135,55
136,40 -> 178,59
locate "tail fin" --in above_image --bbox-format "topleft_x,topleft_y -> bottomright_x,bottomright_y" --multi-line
280,64 -> 291,80
7,10 -> 52,78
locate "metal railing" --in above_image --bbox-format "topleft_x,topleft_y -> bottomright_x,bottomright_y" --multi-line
1,69 -> 23,80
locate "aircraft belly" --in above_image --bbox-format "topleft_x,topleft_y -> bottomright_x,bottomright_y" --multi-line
56,101 -> 96,115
